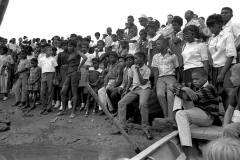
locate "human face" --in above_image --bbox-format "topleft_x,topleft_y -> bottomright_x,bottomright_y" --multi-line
18,38 -> 22,43
198,18 -> 205,27
139,31 -> 147,41
147,27 -> 155,37
139,18 -> 148,27
192,73 -> 207,88
156,40 -> 167,51
185,11 -> 192,20
68,44 -> 75,52
81,45 -> 88,53
134,55 -> 143,65
30,61 -> 37,68
117,33 -> 124,40
126,58 -> 134,67
127,17 -> 134,25
76,39 -> 82,46
118,58 -> 125,66
120,42 -> 126,49
0,48 -> 5,55
62,44 -> 68,51
193,14 -> 198,20
111,36 -> 117,42
208,23 -> 221,35
35,45 -> 41,52
183,30 -> 195,43
97,42 -> 104,51
103,57 -> 110,66
109,55 -> 117,63
230,72 -> 240,86
172,22 -> 181,32
92,61 -> 99,70
221,9 -> 232,23
95,35 -> 100,40
107,28 -> 112,35
20,52 -> 27,59
45,48 -> 53,57
167,16 -> 173,24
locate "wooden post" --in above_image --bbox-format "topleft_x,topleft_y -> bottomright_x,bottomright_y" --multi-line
0,0 -> 9,26
85,83 -> 141,154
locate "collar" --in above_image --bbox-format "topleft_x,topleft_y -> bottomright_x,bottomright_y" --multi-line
139,64 -> 147,70
224,19 -> 232,27
201,81 -> 209,88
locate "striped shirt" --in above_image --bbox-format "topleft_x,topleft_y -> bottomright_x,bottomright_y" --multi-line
151,52 -> 179,77
173,81 -> 219,116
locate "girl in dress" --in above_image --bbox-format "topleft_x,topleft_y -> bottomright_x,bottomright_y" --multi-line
23,58 -> 41,112
0,46 -> 14,100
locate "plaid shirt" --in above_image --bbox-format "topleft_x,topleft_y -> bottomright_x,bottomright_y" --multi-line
172,81 -> 219,116
151,52 -> 179,76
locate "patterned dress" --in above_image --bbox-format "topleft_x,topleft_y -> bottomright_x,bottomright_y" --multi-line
25,67 -> 41,91
0,55 -> 14,93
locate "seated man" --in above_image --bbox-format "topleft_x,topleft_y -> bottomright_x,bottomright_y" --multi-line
112,52 -> 153,140
171,68 -> 219,156
222,63 -> 240,139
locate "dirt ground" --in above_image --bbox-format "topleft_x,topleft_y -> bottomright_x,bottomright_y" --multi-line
0,94 -> 172,160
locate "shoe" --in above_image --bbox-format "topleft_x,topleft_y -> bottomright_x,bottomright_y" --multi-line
3,96 -> 9,101
54,101 -> 61,109
143,130 -> 153,140
92,110 -> 96,115
11,102 -> 21,107
97,110 -> 105,116
68,101 -> 72,109
17,102 -> 26,108
59,103 -> 63,111
110,129 -> 128,135
85,111 -> 89,117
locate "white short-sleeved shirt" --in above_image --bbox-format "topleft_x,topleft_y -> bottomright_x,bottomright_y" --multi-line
38,53 -> 46,61
151,53 -> 179,76
208,30 -> 237,67
111,41 -> 119,52
181,41 -> 208,70
84,52 -> 94,66
89,67 -> 103,73
38,56 -> 58,73
128,64 -> 151,90
128,36 -> 141,55
185,19 -> 200,27
222,20 -> 240,47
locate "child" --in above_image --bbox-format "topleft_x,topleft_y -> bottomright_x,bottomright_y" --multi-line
111,34 -> 119,52
38,46 -> 58,115
203,138 -> 240,160
118,40 -> 128,57
152,36 -> 179,118
139,29 -> 148,56
171,68 -> 219,157
23,58 -> 41,112
222,63 -> 240,138
84,58 -> 103,116
112,52 -> 153,140
12,50 -> 30,107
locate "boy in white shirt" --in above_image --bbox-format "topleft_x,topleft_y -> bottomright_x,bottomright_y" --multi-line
38,46 -> 58,115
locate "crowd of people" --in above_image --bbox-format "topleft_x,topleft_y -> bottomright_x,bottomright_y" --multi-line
1,6 -> 240,159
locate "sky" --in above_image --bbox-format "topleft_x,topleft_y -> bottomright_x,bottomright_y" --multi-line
0,0 -> 239,41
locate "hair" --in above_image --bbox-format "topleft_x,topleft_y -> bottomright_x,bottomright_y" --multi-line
97,40 -> 105,47
203,138 -> 240,160
172,16 -> 183,26
161,24 -> 166,28
111,34 -> 117,38
145,23 -> 157,31
187,10 -> 194,15
68,40 -> 77,47
76,35 -> 82,41
0,45 -> 8,54
199,16 -> 205,21
120,40 -> 129,49
231,63 -> 240,75
47,40 -> 51,44
192,68 -> 207,77
151,19 -> 160,29
116,29 -> 124,34
20,50 -> 28,55
183,25 -> 199,37
95,32 -> 100,36
206,14 -> 224,28
81,42 -> 89,49
193,14 -> 198,18
221,7 -> 233,14
157,35 -> 170,46
109,51 -> 118,58
52,35 -> 60,41
30,58 -> 38,63
92,57 -> 100,63
70,33 -> 77,38
128,15 -> 134,20
40,39 -> 47,43
52,47 -> 57,52
168,14 -> 173,17
139,29 -> 147,35
135,52 -> 146,61
44,46 -> 52,52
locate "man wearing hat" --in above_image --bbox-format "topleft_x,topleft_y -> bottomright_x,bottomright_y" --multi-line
139,14 -> 149,29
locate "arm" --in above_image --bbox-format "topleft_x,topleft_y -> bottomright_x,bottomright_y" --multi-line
217,57 -> 234,83
171,31 -> 181,44
203,60 -> 209,76
114,66 -> 124,87
175,67 -> 180,83
153,67 -> 159,89
77,50 -> 87,68
124,77 -> 133,94
223,105 -> 235,127
125,25 -> 137,40
136,67 -> 148,85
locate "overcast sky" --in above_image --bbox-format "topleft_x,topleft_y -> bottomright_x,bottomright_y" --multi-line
0,0 -> 239,40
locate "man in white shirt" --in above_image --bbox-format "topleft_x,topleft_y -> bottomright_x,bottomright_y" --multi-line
221,7 -> 240,62
7,38 -> 20,53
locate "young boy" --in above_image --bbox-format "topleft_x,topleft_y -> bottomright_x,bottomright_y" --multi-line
12,50 -> 30,107
38,46 -> 58,115
112,52 -> 153,140
111,34 -> 118,52
222,63 -> 240,139
171,68 -> 219,156
152,36 -> 179,118
97,52 -> 121,115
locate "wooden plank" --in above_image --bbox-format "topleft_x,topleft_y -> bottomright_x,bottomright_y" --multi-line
176,153 -> 187,160
190,125 -> 222,140
168,139 -> 183,159
130,131 -> 179,160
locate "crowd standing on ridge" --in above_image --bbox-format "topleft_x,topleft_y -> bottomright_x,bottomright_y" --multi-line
1,7 -> 240,159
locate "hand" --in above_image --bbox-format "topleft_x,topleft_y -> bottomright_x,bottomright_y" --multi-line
185,89 -> 198,101
217,73 -> 224,84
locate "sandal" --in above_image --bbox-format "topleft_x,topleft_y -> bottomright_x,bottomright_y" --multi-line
56,111 -> 66,116
69,113 -> 77,119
